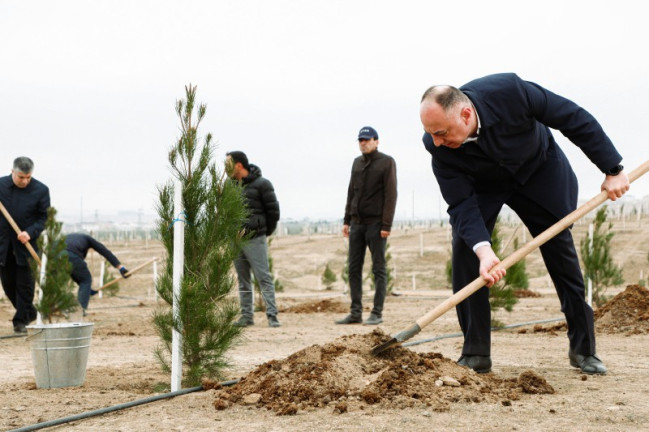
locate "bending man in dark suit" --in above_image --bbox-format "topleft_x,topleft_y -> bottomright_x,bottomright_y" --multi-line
65,233 -> 129,315
419,73 -> 629,374
0,157 -> 50,333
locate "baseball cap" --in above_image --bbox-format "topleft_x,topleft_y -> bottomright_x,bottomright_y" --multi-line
357,126 -> 378,140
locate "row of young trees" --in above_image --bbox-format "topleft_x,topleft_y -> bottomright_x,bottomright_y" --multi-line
319,206 -> 624,321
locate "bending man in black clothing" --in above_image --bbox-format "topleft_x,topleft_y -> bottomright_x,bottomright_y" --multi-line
419,74 -> 629,375
65,233 -> 129,314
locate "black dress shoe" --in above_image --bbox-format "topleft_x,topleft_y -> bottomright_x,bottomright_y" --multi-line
457,355 -> 492,373
335,314 -> 362,325
569,349 -> 607,374
267,315 -> 281,328
363,314 -> 383,325
234,317 -> 254,327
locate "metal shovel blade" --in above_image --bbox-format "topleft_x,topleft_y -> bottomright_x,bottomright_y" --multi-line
371,323 -> 421,355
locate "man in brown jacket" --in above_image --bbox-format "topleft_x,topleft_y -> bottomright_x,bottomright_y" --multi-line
336,126 -> 397,325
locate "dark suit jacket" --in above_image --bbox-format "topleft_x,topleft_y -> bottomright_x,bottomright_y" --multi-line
423,73 -> 622,249
0,175 -> 50,266
65,233 -> 121,267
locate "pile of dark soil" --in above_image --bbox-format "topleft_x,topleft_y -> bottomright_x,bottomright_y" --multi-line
525,284 -> 649,335
594,284 -> 649,334
207,329 -> 553,415
281,298 -> 348,314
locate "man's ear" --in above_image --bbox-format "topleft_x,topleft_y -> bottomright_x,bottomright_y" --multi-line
460,106 -> 472,125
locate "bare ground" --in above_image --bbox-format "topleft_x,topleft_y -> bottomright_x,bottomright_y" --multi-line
2,219 -> 649,431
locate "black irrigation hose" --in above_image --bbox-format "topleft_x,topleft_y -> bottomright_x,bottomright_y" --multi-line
89,303 -> 145,311
8,379 -> 240,432
0,333 -> 25,339
402,316 -> 566,347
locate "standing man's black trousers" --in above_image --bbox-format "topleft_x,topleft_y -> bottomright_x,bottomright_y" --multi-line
0,243 -> 37,329
347,221 -> 387,318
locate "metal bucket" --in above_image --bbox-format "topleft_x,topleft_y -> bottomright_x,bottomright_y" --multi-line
26,322 -> 94,389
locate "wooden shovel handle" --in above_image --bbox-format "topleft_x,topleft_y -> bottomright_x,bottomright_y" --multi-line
0,200 -> 42,266
415,159 -> 649,330
97,257 -> 158,291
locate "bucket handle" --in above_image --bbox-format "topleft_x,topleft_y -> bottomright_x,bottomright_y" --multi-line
25,329 -> 44,341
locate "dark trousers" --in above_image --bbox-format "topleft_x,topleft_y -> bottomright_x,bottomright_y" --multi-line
69,254 -> 93,309
453,191 -> 595,357
347,222 -> 387,318
0,245 -> 37,328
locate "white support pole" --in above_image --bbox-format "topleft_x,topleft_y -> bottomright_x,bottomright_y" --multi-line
411,274 -> 416,291
36,233 -> 48,325
419,233 -> 424,257
98,261 -> 105,299
171,180 -> 185,392
152,260 -> 159,301
586,223 -> 594,307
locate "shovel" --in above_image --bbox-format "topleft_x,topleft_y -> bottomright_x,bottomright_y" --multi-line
371,159 -> 649,355
97,257 -> 158,291
0,200 -> 42,266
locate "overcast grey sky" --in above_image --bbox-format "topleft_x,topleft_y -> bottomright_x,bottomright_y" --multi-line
2,0 -> 648,223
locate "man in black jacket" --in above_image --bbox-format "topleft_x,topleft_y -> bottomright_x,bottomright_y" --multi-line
336,126 -> 397,326
226,151 -> 281,328
65,233 -> 130,315
419,73 -> 629,374
0,157 -> 50,333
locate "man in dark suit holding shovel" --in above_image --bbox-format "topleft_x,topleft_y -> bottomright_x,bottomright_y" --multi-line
0,157 -> 50,334
420,73 -> 629,374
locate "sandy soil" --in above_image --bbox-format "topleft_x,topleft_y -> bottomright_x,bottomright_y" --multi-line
2,219 -> 649,431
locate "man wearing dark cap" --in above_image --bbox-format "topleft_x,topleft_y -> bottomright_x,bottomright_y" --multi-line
336,126 -> 397,325
0,157 -> 50,333
226,151 -> 281,328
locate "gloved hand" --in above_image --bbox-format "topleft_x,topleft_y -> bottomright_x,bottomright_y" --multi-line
119,266 -> 130,278
90,289 -> 99,296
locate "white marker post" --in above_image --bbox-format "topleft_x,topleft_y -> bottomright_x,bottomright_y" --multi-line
98,261 -> 105,299
36,233 -> 48,325
152,259 -> 159,301
171,180 -> 185,391
587,223 -> 594,307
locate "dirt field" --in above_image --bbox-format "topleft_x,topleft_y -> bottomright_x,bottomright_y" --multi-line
2,217 -> 649,431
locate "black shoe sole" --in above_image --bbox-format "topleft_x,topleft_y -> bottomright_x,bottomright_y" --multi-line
363,320 -> 383,325
457,356 -> 492,373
